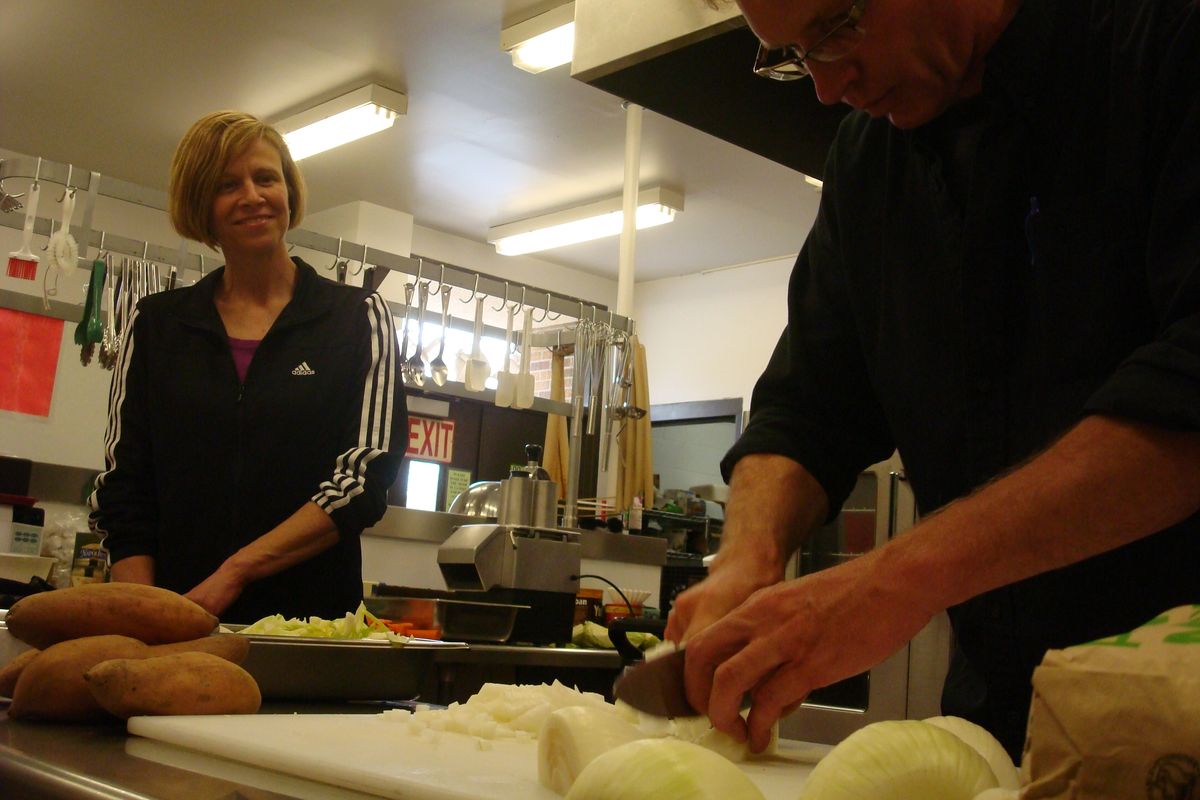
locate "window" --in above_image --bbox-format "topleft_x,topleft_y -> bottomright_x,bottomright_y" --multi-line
405,460 -> 442,511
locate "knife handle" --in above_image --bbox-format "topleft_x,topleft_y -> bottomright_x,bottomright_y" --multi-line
608,616 -> 668,665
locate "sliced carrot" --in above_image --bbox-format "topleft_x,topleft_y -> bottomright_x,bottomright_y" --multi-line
407,627 -> 442,639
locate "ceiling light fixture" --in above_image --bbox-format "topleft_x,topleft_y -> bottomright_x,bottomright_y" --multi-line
487,186 -> 684,256
275,84 -> 407,161
501,2 -> 576,74
804,175 -> 824,191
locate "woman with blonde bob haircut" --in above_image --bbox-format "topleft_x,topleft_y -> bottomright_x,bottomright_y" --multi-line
90,109 -> 407,624
168,110 -> 306,249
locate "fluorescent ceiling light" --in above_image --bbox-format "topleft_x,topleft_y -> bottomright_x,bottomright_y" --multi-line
488,187 -> 684,256
275,84 -> 407,161
804,175 -> 824,191
501,2 -> 575,73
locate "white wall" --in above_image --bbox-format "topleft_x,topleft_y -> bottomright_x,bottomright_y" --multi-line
633,254 -> 796,413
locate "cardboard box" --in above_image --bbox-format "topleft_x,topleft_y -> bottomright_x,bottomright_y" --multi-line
70,532 -> 109,586
1021,605 -> 1200,797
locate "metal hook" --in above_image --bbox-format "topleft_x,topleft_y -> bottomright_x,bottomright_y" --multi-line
516,286 -> 527,315
532,292 -> 556,323
459,273 -> 481,304
142,241 -> 149,261
426,263 -> 445,296
199,253 -> 206,277
97,230 -> 106,256
491,281 -> 510,312
56,165 -> 75,202
350,242 -> 367,276
329,238 -> 343,271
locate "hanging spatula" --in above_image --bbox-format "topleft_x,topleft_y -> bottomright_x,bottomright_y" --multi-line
464,294 -> 491,392
494,302 -> 516,407
513,308 -> 536,409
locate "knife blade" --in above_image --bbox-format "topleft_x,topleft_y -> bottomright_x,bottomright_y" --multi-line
612,648 -> 702,718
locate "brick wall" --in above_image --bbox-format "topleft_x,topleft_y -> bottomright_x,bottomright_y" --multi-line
530,348 -> 574,401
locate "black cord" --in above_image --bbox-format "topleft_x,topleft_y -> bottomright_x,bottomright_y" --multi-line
574,573 -> 635,617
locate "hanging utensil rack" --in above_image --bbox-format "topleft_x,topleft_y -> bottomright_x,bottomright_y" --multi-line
1,153 -> 642,526
0,155 -> 634,340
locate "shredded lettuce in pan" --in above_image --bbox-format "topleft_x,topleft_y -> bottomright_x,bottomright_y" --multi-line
237,602 -> 400,641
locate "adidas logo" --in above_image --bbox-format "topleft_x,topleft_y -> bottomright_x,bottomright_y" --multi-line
291,361 -> 316,376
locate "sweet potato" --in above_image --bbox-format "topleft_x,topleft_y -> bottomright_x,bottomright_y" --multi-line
8,635 -> 149,721
0,647 -> 40,697
84,651 -> 262,719
5,634 -> 250,721
148,633 -> 251,663
4,582 -> 217,648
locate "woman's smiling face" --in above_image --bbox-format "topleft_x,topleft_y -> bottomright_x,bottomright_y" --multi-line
209,138 -> 291,255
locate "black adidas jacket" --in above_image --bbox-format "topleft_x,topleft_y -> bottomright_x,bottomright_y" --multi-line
89,258 -> 406,623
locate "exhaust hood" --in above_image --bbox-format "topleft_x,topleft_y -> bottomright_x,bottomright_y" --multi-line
571,0 -> 848,180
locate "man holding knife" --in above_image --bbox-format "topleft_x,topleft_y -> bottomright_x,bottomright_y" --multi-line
667,0 -> 1200,759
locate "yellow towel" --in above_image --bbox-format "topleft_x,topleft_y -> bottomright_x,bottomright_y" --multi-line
618,335 -> 654,511
542,345 -> 571,500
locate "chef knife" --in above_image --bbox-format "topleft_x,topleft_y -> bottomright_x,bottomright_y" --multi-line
612,648 -> 701,718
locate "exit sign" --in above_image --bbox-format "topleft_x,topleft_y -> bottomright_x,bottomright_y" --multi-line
406,415 -> 455,463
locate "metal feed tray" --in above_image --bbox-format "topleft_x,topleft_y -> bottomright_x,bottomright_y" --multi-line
226,629 -> 466,701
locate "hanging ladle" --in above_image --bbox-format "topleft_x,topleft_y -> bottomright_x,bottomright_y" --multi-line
405,282 -> 429,387
430,285 -> 451,386
398,283 -> 415,380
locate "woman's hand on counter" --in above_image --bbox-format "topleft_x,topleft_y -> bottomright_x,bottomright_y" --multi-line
185,568 -> 247,617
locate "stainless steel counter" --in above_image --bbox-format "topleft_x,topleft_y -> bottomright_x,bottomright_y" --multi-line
0,703 -> 388,800
0,644 -> 626,799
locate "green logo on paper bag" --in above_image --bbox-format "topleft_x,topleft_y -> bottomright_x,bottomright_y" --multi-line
1089,631 -> 1140,648
1163,619 -> 1200,646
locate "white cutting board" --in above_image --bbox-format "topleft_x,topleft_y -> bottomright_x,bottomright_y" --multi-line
128,713 -> 828,800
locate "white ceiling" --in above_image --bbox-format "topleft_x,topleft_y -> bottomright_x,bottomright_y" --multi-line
0,0 -> 815,282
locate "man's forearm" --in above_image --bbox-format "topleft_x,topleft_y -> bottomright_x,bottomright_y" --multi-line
883,414 -> 1200,616
714,454 -> 830,579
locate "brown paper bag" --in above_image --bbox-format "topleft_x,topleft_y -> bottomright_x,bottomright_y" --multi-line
1021,604 -> 1200,798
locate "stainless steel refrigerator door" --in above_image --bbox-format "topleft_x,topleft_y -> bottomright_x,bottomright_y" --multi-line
779,453 -> 951,744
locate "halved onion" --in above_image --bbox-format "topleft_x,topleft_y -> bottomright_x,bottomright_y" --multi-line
924,715 -> 1021,790
565,738 -> 766,800
539,706 -> 645,795
799,720 -> 999,799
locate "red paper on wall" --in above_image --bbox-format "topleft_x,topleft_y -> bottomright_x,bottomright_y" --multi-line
0,308 -> 63,417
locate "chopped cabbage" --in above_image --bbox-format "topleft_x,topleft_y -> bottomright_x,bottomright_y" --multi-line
237,602 -> 404,641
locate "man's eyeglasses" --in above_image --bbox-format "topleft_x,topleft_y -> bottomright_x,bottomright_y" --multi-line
753,0 -> 868,81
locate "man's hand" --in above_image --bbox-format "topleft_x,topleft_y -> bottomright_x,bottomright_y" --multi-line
664,556 -> 781,643
683,546 -> 932,754
665,454 -> 829,644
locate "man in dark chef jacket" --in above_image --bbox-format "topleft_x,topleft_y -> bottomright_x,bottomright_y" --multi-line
666,0 -> 1200,759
